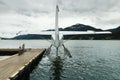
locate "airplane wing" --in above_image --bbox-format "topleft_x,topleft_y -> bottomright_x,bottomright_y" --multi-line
38,31 -> 111,40
59,31 -> 111,40
0,31 -> 111,39
38,31 -> 111,35
59,31 -> 111,35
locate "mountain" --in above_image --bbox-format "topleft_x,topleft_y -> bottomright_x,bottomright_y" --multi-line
12,24 -> 104,40
12,34 -> 51,40
4,23 -> 120,40
62,24 -> 103,31
47,23 -> 103,31
106,26 -> 120,33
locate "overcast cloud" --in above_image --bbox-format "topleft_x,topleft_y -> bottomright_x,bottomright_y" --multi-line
0,0 -> 120,34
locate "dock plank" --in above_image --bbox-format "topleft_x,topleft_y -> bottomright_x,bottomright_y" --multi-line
0,49 -> 45,80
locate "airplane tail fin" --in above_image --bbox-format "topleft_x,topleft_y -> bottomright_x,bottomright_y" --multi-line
54,1 -> 60,48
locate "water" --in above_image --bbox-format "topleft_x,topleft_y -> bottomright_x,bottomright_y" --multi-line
0,56 -> 10,60
0,40 -> 50,48
0,40 -> 120,80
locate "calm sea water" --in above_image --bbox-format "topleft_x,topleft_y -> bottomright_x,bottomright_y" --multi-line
0,40 -> 120,80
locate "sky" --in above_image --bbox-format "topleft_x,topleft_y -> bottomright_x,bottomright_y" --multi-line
0,0 -> 120,34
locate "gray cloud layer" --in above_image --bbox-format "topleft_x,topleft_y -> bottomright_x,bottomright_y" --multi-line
0,0 -> 120,34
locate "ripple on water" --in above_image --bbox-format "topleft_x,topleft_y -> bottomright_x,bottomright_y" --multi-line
29,40 -> 120,80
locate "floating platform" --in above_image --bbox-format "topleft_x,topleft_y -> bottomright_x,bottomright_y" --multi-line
0,48 -> 46,80
0,49 -> 20,56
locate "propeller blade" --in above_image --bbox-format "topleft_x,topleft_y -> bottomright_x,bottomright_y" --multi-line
62,44 -> 72,58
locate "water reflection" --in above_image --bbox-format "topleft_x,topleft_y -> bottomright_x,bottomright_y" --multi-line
50,56 -> 63,80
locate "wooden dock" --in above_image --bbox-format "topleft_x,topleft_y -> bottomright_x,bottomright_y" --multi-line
0,48 -> 46,80
0,49 -> 20,56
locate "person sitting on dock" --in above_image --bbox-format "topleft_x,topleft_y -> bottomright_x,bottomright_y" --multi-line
22,44 -> 25,51
18,46 -> 22,56
18,44 -> 25,56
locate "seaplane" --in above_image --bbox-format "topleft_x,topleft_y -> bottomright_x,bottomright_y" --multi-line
38,0 -> 111,58
0,0 -> 111,57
